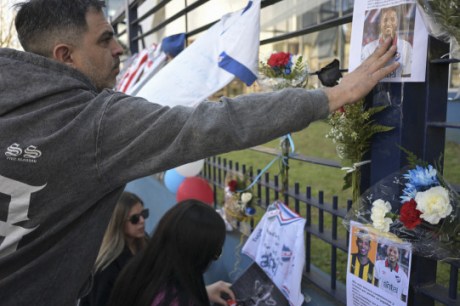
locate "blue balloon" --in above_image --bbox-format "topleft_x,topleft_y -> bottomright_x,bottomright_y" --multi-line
164,169 -> 186,194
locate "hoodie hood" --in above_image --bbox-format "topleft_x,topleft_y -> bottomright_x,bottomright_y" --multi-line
0,48 -> 97,116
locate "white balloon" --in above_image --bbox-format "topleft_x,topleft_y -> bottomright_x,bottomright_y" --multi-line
175,159 -> 205,177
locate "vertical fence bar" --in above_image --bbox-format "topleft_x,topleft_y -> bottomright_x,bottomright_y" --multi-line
331,196 -> 339,290
217,157 -> 222,187
346,199 -> 352,247
319,191 -> 324,233
212,157 -> 217,204
256,169 -> 262,206
265,173 -> 270,207
305,186 -> 312,273
274,175 -> 279,200
449,265 -> 458,299
294,183 -> 300,213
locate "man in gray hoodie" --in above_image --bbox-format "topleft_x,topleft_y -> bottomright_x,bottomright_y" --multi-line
0,0 -> 398,305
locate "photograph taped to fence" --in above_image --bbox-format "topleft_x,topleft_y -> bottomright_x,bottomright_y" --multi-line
346,221 -> 412,306
348,0 -> 428,82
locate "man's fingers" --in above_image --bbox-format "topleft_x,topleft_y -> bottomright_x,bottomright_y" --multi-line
369,37 -> 393,60
373,62 -> 400,80
374,45 -> 397,70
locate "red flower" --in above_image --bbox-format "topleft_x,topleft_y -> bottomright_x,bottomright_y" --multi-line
400,199 -> 422,229
228,180 -> 238,192
337,106 -> 345,114
267,52 -> 291,68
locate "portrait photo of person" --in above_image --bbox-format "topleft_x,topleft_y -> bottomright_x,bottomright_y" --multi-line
349,229 -> 376,284
374,244 -> 409,302
361,5 -> 414,78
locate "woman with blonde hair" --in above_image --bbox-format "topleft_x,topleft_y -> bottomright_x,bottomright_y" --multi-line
80,191 -> 149,306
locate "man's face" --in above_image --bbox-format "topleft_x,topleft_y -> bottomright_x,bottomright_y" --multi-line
356,238 -> 371,256
71,9 -> 123,91
387,246 -> 399,264
380,9 -> 398,40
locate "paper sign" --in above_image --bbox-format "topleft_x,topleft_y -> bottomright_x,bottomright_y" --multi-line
347,221 -> 412,306
348,0 -> 428,82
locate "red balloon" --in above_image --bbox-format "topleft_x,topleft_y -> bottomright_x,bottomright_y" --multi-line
176,177 -> 214,205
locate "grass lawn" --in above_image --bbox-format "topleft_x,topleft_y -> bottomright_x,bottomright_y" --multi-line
216,120 -> 460,290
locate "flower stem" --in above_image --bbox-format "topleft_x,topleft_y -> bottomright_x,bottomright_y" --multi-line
352,169 -> 361,205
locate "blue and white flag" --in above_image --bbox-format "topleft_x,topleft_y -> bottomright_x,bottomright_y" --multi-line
135,0 -> 260,107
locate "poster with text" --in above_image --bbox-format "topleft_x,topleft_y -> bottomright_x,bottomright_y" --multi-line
346,221 -> 412,306
348,0 -> 428,82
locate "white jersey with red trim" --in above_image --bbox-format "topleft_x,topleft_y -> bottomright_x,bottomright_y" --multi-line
242,201 -> 305,306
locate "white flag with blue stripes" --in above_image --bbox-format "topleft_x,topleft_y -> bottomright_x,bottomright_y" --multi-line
135,0 -> 260,107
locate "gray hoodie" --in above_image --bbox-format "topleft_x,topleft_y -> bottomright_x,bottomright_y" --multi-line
0,48 -> 329,305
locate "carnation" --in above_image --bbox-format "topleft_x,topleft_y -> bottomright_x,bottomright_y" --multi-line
415,186 -> 452,224
399,199 -> 422,229
370,199 -> 393,232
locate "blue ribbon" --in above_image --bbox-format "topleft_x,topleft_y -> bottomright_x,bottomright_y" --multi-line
237,134 -> 295,192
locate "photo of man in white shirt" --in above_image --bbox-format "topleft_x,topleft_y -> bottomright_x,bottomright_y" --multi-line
374,244 -> 409,302
361,6 -> 413,78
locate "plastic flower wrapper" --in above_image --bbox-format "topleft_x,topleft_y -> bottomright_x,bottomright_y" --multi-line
344,164 -> 460,261
416,0 -> 460,57
257,52 -> 309,91
223,172 -> 256,230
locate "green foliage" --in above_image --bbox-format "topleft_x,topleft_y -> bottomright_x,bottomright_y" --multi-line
325,100 -> 394,192
398,145 -> 429,168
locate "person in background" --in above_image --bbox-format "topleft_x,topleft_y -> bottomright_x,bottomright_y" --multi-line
0,0 -> 399,304
108,199 -> 235,306
80,192 -> 149,306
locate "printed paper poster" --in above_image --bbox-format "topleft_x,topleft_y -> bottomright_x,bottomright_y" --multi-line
348,0 -> 428,82
347,221 -> 412,306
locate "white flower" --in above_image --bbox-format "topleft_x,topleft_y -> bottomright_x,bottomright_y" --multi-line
415,186 -> 452,224
371,199 -> 393,232
241,192 -> 253,204
373,217 -> 393,232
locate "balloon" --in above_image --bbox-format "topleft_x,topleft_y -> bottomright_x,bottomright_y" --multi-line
176,177 -> 214,205
164,169 -> 186,194
175,159 -> 205,177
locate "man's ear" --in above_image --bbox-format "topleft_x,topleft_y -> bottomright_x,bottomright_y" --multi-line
52,44 -> 75,67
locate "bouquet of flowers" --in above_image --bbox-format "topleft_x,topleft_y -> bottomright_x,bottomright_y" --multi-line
223,172 -> 256,228
325,100 -> 394,203
344,157 -> 460,260
257,51 -> 309,91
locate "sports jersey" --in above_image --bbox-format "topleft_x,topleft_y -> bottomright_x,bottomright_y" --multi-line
374,259 -> 409,300
242,201 -> 305,306
349,253 -> 374,284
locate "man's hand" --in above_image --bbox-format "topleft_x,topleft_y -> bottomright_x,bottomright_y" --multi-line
324,37 -> 399,112
206,281 -> 236,305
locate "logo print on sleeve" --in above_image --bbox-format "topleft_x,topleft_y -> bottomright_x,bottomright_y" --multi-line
0,175 -> 45,257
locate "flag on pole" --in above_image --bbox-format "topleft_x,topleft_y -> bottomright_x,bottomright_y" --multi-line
135,0 -> 261,107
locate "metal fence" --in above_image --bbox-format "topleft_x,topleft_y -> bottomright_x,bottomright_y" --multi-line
202,151 -> 460,306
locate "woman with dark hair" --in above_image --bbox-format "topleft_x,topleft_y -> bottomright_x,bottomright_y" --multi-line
81,192 -> 149,306
108,199 -> 235,306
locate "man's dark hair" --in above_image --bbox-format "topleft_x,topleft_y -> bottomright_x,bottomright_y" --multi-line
14,0 -> 105,57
